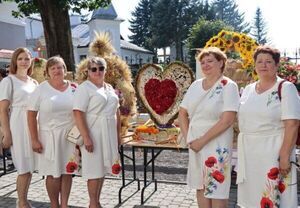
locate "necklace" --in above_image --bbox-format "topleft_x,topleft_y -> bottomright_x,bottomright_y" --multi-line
256,80 -> 276,94
15,74 -> 28,81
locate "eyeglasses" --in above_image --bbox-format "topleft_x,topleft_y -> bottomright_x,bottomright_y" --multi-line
89,66 -> 105,72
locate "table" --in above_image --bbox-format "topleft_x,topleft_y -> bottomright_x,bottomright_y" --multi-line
118,137 -> 186,205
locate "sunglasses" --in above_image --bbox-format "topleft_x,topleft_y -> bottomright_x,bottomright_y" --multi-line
89,66 -> 105,72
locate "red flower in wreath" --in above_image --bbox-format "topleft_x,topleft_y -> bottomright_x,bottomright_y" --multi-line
211,170 -> 225,183
112,163 -> 121,174
205,156 -> 217,168
278,180 -> 286,193
221,79 -> 228,86
66,161 -> 78,173
267,167 -> 279,180
34,57 -> 40,63
260,197 -> 273,208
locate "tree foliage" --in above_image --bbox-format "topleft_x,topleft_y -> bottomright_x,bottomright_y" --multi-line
250,7 -> 268,45
212,0 -> 249,33
150,0 -> 214,61
187,19 -> 232,69
129,0 -> 155,51
5,0 -> 111,71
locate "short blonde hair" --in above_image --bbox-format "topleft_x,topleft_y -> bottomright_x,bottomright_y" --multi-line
10,47 -> 33,75
197,47 -> 227,71
45,56 -> 67,76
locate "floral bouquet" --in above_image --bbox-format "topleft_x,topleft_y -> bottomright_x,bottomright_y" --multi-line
277,58 -> 300,91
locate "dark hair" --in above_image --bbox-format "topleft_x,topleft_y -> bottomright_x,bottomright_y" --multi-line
197,47 -> 227,71
0,68 -> 8,78
253,46 -> 280,64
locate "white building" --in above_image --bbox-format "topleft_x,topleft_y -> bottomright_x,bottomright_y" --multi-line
0,2 -> 154,69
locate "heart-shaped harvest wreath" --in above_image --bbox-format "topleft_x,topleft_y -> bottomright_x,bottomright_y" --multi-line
136,62 -> 194,125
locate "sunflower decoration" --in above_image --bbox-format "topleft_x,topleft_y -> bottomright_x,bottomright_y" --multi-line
205,30 -> 259,70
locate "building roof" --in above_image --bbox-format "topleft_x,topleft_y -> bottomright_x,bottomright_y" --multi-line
120,40 -> 153,54
0,49 -> 13,59
90,4 -> 123,21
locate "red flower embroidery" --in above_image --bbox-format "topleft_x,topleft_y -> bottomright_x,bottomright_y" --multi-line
205,156 -> 217,168
66,161 -> 78,173
267,167 -> 279,180
112,163 -> 121,174
211,170 -> 225,183
260,197 -> 273,208
221,79 -> 228,86
278,180 -> 286,193
144,78 -> 177,115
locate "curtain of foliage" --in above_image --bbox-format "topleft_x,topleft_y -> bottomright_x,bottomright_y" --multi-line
212,0 -> 249,33
6,0 -> 110,72
129,0 -> 156,52
250,7 -> 268,45
187,19 -> 232,70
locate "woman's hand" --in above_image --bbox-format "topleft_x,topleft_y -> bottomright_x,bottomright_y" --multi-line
32,139 -> 43,153
84,137 -> 94,153
2,130 -> 12,149
189,138 -> 205,153
279,157 -> 291,177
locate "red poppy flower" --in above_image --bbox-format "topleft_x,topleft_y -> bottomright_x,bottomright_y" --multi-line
267,167 -> 279,180
66,161 -> 78,173
211,170 -> 225,183
205,156 -> 217,168
260,197 -> 273,208
278,181 -> 286,193
221,79 -> 228,86
112,163 -> 121,174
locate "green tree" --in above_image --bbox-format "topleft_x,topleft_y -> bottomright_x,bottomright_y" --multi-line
212,0 -> 249,33
151,0 -> 206,61
129,0 -> 155,51
187,19 -> 232,69
251,7 -> 268,45
6,0 -> 111,71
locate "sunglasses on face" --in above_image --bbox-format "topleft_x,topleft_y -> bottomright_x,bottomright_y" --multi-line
89,66 -> 105,72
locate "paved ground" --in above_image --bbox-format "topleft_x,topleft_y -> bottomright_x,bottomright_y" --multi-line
0,148 -> 298,208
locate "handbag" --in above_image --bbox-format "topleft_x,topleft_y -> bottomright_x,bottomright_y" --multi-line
278,80 -> 300,145
66,126 -> 84,146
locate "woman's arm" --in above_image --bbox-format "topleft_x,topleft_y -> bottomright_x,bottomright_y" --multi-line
178,107 -> 189,141
189,111 -> 236,152
279,119 -> 299,177
0,100 -> 12,148
73,110 -> 93,153
27,111 -> 43,153
116,109 -> 121,146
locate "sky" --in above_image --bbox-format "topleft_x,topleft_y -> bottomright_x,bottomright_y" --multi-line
112,0 -> 300,57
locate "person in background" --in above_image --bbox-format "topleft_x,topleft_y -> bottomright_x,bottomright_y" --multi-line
179,47 -> 240,208
73,57 -> 121,208
237,46 -> 300,207
27,56 -> 79,208
0,47 -> 38,208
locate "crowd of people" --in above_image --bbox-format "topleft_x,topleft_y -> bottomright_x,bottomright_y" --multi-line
0,45 -> 299,208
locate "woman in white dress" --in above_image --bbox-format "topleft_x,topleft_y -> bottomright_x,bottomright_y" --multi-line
73,57 -> 120,208
237,46 -> 300,207
0,48 -> 38,208
179,47 -> 240,208
27,56 -> 79,208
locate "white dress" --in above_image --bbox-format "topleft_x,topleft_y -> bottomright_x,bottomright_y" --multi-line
0,75 -> 37,174
237,77 -> 300,208
27,81 -> 80,177
73,80 -> 119,179
180,76 -> 240,199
